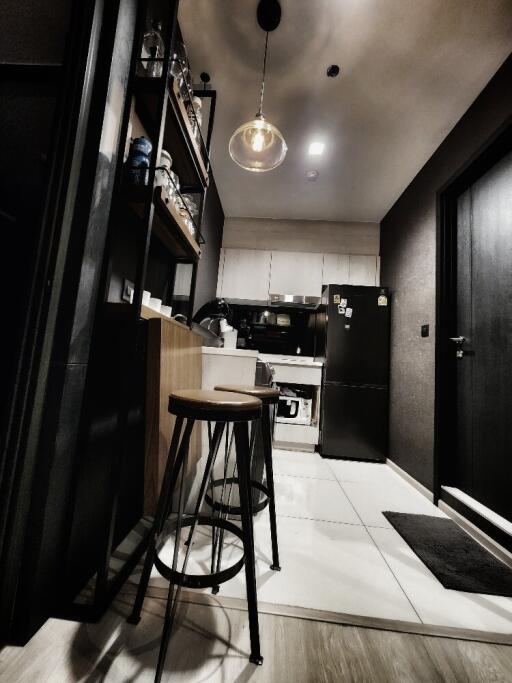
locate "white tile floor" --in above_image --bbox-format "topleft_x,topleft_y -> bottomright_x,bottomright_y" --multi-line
135,449 -> 512,634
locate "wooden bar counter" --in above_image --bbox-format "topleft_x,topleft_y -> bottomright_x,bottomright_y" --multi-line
144,316 -> 202,515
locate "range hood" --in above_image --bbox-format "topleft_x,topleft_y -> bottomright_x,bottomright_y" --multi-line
269,293 -> 321,308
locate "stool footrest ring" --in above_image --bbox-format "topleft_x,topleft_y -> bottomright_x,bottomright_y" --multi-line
154,517 -> 245,589
205,478 -> 270,515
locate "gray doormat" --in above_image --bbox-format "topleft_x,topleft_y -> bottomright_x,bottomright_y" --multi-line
383,512 -> 512,598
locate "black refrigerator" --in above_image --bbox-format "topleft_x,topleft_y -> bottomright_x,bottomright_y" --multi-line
315,285 -> 390,461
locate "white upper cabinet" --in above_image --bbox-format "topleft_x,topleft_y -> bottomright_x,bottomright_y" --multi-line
348,255 -> 378,286
269,251 -> 324,296
322,254 -> 350,286
216,248 -> 380,300
217,248 -> 271,300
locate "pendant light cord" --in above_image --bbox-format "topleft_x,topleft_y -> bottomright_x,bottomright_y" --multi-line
257,31 -> 269,117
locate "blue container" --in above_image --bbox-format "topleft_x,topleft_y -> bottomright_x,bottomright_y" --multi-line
131,136 -> 152,156
127,153 -> 150,185
129,153 -> 150,168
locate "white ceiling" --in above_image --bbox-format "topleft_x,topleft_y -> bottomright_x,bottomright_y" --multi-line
179,0 -> 512,222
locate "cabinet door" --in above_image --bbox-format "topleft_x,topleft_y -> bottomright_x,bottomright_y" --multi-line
348,255 -> 378,286
322,254 -> 350,286
269,251 -> 324,296
218,248 -> 271,300
216,248 -> 225,297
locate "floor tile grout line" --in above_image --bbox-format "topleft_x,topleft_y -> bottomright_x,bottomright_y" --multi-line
324,459 -> 424,625
363,525 -> 424,625
274,472 -> 336,481
323,460 -> 368,529
275,512 -> 370,527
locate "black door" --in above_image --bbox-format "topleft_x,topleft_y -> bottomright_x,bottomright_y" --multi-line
454,150 -> 512,521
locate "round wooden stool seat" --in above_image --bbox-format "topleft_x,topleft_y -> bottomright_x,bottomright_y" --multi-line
214,384 -> 279,405
168,389 -> 262,421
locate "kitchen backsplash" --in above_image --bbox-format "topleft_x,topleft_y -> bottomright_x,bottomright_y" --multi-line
230,303 -> 316,356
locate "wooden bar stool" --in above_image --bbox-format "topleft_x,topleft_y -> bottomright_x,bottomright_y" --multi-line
127,389 -> 264,682
210,385 -> 281,577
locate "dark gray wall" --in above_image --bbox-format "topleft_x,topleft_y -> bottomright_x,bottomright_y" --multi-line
380,54 -> 512,491
194,175 -> 224,313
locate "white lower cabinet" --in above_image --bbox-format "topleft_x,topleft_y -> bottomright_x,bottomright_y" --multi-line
272,363 -> 322,385
262,358 -> 323,451
274,423 -> 319,447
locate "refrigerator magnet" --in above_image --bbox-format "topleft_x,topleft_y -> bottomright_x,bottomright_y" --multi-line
338,305 -> 346,315
345,307 -> 353,318
340,298 -> 347,307
333,294 -> 340,304
378,295 -> 388,306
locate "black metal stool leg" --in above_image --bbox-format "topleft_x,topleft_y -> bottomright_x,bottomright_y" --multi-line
153,421 -> 226,683
234,421 -> 263,666
210,423 -> 230,577
207,421 -> 214,557
261,405 -> 281,571
212,417 -> 259,593
128,417 -> 192,624
154,578 -> 178,683
211,425 -> 236,594
154,436 -> 189,683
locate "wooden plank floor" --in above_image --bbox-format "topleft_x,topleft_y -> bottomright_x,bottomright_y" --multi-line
1,593 -> 512,682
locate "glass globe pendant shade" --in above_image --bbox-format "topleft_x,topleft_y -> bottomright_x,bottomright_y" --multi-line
229,114 -> 287,173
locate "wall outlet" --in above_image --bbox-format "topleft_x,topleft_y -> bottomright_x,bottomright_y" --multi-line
421,324 -> 429,338
122,279 -> 134,304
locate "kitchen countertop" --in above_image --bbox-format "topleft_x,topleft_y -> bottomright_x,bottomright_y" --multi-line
202,347 -> 258,358
258,353 -> 323,368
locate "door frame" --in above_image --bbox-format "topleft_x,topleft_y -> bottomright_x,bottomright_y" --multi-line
434,116 -> 512,532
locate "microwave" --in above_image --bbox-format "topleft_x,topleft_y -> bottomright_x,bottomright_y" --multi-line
276,395 -> 313,426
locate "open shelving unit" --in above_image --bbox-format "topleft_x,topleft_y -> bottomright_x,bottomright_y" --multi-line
66,0 -> 217,621
133,75 -> 209,193
125,185 -> 201,261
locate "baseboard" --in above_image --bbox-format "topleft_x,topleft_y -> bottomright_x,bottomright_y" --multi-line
385,461 -> 512,566
442,486 -> 512,538
274,441 -> 315,452
439,500 -> 512,569
386,458 -> 434,502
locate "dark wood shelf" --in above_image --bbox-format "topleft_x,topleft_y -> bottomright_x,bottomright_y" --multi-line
166,80 -> 209,187
133,76 -> 209,191
124,185 -> 201,261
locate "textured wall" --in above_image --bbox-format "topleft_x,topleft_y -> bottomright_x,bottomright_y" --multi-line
223,217 -> 380,255
380,54 -> 512,491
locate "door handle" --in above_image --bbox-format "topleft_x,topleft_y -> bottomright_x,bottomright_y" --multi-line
449,336 -> 466,359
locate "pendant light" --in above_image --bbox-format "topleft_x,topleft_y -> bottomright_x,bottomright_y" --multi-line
229,0 -> 287,173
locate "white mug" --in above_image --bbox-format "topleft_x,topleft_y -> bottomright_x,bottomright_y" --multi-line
142,290 -> 151,306
160,305 -> 172,318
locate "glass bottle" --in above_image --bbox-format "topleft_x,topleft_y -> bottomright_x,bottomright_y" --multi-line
187,96 -> 203,146
170,41 -> 187,82
141,21 -> 165,77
